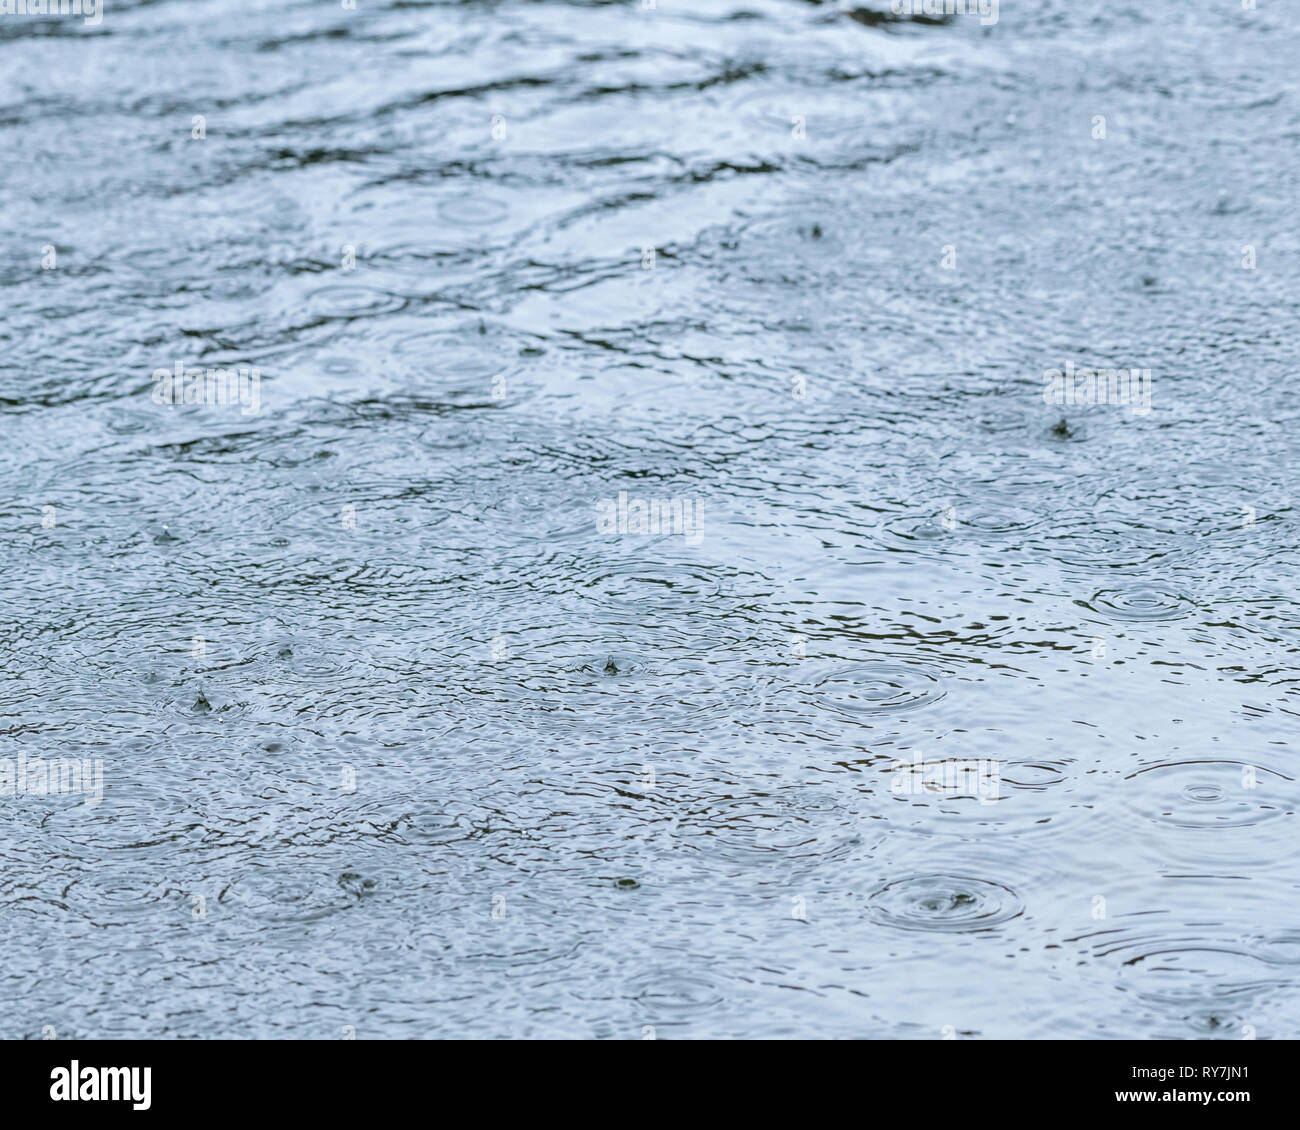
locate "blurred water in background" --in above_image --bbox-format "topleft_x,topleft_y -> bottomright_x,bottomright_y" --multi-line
1,0 -> 1299,1038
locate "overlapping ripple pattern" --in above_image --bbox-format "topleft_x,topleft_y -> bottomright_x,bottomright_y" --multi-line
1,0 -> 1298,1038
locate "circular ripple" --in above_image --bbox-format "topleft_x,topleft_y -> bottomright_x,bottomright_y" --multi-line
728,208 -> 853,287
219,869 -> 364,925
957,504 -> 1042,534
576,560 -> 725,606
400,809 -> 471,845
629,968 -> 725,1014
477,495 -> 595,543
1105,935 -> 1285,1008
436,195 -> 510,227
867,874 -> 1024,933
696,788 -> 857,866
1123,760 -> 1295,831
371,241 -> 463,275
1248,931 -> 1300,966
727,86 -> 892,142
306,284 -> 407,319
879,512 -> 955,552
60,875 -> 190,925
391,333 -> 510,381
811,661 -> 946,718
43,792 -> 199,853
1079,585 -> 1196,622
568,653 -> 653,678
1001,760 -> 1070,790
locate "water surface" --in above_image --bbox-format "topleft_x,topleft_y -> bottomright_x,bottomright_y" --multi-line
1,0 -> 1299,1039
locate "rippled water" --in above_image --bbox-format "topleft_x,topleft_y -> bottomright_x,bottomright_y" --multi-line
2,0 -> 1299,1039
